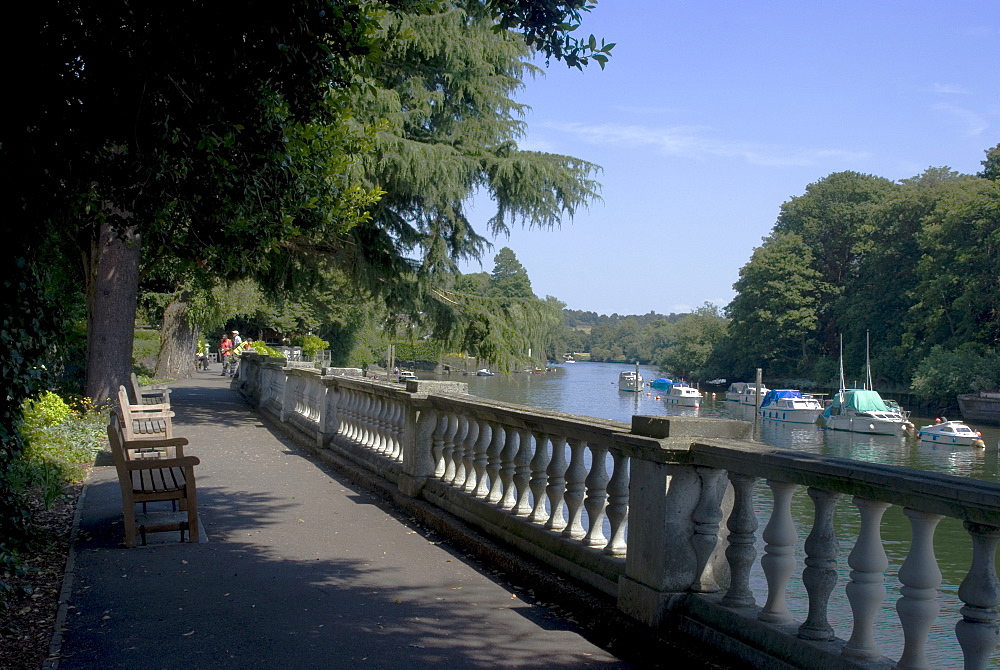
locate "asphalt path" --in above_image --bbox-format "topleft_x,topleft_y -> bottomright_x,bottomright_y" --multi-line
52,371 -> 634,669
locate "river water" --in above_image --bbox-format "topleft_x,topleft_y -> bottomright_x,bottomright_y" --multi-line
426,361 -> 998,667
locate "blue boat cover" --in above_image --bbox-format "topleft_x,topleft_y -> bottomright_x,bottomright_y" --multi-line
760,389 -> 803,407
649,378 -> 673,389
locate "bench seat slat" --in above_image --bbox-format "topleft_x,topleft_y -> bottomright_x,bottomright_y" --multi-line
131,467 -> 186,494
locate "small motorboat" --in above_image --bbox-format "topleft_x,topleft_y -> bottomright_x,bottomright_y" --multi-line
758,389 -> 823,424
618,370 -> 642,392
649,378 -> 673,390
917,419 -> 985,447
739,384 -> 769,406
664,383 -> 703,407
398,371 -> 418,383
476,369 -> 495,376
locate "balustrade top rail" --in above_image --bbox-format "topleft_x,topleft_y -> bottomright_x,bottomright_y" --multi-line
686,441 -> 1000,525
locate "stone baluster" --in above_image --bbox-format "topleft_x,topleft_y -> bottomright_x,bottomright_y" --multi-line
455,416 -> 478,489
498,426 -> 520,510
604,448 -> 629,557
376,396 -> 391,454
527,432 -> 551,523
364,395 -> 378,449
446,415 -> 467,484
355,393 -> 371,446
583,442 -> 611,548
438,414 -> 460,481
370,396 -> 385,452
317,383 -> 338,449
511,428 -> 534,516
722,473 -> 758,608
842,497 -> 891,660
341,389 -> 357,441
896,508 -> 943,670
485,423 -> 506,504
690,467 -> 727,593
471,420 -> 493,498
430,413 -> 448,479
759,479 -> 798,624
562,438 -> 588,540
387,400 -> 403,460
544,435 -> 569,532
955,522 -> 1000,669
799,488 -> 843,640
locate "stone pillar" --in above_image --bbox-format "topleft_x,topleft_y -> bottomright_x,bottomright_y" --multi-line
617,416 -> 751,628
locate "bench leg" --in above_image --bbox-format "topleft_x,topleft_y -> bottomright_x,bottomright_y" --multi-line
123,503 -> 138,548
184,484 -> 199,543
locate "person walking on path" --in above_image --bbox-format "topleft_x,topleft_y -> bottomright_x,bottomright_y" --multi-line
219,334 -> 233,376
229,330 -> 244,377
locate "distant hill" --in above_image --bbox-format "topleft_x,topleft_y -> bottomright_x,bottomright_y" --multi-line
563,309 -> 684,330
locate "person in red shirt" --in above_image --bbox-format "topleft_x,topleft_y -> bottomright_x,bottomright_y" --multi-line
220,334 -> 233,376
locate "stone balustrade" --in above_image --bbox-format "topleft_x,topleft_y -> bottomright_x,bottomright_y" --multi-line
235,354 -> 1000,669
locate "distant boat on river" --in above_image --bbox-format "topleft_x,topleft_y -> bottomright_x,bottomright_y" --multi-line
618,369 -> 642,392
664,383 -> 702,407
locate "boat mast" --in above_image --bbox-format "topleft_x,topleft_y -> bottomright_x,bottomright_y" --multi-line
838,335 -> 846,401
865,329 -> 873,391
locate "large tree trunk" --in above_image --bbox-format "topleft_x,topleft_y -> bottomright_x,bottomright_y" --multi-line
86,222 -> 141,404
155,292 -> 197,379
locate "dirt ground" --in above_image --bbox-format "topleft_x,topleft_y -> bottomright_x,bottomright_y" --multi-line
0,484 -> 82,670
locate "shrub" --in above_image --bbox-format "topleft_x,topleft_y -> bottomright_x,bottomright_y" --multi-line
16,392 -> 107,508
297,333 -> 330,360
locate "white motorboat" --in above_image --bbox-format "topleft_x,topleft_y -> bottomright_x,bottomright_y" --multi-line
816,389 -> 914,435
725,382 -> 750,402
665,383 -> 703,407
917,419 -> 985,447
476,369 -> 495,376
758,389 -> 824,424
398,371 -> 418,383
739,384 -> 769,406
618,370 -> 642,392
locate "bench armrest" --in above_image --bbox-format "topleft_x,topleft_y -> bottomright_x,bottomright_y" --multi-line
125,410 -> 175,421
126,403 -> 172,414
125,455 -> 200,470
122,437 -> 189,450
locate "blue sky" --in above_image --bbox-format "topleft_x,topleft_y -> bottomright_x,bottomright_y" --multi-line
459,0 -> 999,316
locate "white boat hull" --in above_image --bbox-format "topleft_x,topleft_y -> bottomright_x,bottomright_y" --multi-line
819,414 -> 910,435
917,421 -> 984,446
759,408 -> 823,424
666,396 -> 701,407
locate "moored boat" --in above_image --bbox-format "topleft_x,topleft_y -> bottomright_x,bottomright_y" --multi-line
649,378 -> 673,390
618,370 -> 642,392
917,419 -> 985,447
664,383 -> 702,407
725,382 -> 750,402
739,384 -> 769,406
816,389 -> 914,435
758,389 -> 824,424
958,392 -> 1000,425
476,369 -> 495,376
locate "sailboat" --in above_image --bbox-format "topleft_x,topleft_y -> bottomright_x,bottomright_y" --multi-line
816,333 -> 915,436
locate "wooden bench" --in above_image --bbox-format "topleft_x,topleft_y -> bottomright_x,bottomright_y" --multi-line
117,385 -> 173,441
130,372 -> 171,406
107,414 -> 200,547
